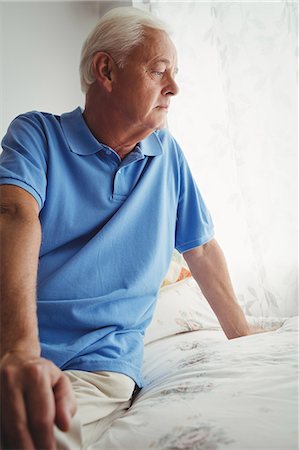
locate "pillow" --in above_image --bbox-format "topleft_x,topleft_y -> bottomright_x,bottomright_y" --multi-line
144,277 -> 221,345
161,250 -> 192,287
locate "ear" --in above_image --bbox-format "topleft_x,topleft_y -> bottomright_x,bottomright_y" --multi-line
92,52 -> 115,92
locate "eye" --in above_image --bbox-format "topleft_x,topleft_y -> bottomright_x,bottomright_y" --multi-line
152,71 -> 164,78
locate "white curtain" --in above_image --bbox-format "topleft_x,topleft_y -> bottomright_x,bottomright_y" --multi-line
135,0 -> 298,317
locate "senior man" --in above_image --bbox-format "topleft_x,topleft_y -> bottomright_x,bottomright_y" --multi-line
0,6 -> 261,450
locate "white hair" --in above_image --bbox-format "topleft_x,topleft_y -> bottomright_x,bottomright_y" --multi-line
79,6 -> 171,93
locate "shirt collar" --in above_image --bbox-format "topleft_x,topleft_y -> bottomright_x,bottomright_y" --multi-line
61,107 -> 102,156
138,132 -> 163,157
61,107 -> 163,157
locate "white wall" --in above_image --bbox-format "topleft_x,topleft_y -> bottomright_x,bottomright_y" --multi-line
1,1 -> 120,138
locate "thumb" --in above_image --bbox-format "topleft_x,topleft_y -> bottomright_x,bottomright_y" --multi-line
53,374 -> 77,431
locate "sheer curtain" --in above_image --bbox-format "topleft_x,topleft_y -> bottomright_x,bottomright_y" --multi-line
135,1 -> 298,317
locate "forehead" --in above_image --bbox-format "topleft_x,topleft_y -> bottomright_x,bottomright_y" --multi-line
129,28 -> 178,67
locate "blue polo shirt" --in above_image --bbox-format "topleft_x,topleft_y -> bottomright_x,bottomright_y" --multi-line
0,107 -> 214,386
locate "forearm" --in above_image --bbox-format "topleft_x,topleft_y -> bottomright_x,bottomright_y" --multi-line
0,203 -> 41,357
184,239 -> 250,339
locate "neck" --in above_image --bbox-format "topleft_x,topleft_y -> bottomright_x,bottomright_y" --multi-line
83,94 -> 152,160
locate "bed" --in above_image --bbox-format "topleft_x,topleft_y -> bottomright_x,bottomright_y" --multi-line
87,267 -> 298,450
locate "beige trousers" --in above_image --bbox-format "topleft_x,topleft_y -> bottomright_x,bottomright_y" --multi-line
54,370 -> 136,450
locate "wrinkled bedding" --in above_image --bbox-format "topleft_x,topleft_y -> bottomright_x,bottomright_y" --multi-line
86,277 -> 298,449
90,314 -> 298,449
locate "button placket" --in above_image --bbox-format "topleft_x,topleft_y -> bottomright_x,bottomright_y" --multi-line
113,167 -> 124,198
111,151 -> 146,200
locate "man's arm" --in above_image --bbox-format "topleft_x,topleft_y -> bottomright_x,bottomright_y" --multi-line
0,185 -> 76,450
183,238 -> 261,339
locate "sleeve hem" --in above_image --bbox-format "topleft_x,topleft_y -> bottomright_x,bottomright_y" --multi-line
0,178 -> 43,210
176,234 -> 215,254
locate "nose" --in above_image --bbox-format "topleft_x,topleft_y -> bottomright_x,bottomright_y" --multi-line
162,76 -> 179,97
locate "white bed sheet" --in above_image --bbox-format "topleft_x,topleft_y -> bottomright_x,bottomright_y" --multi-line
90,317 -> 298,450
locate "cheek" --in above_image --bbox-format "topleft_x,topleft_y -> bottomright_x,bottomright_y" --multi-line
142,87 -> 161,108
134,93 -> 155,115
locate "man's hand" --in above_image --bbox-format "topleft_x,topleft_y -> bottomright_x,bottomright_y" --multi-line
247,323 -> 282,336
0,352 -> 77,450
247,325 -> 265,335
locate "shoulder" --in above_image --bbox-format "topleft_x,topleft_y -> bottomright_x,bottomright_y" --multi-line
7,110 -> 61,133
3,111 -> 64,152
2,111 -> 63,161
3,111 -> 62,142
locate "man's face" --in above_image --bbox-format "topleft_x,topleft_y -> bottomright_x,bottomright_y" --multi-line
112,28 -> 179,133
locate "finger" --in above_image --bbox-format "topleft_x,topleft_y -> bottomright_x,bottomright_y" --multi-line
54,374 -> 77,432
1,365 -> 35,450
23,363 -> 57,450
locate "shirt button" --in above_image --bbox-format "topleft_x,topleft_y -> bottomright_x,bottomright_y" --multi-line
119,169 -> 122,174
105,150 -> 111,155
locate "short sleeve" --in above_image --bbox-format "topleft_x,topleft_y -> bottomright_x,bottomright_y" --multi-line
175,150 -> 214,253
0,113 -> 48,209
